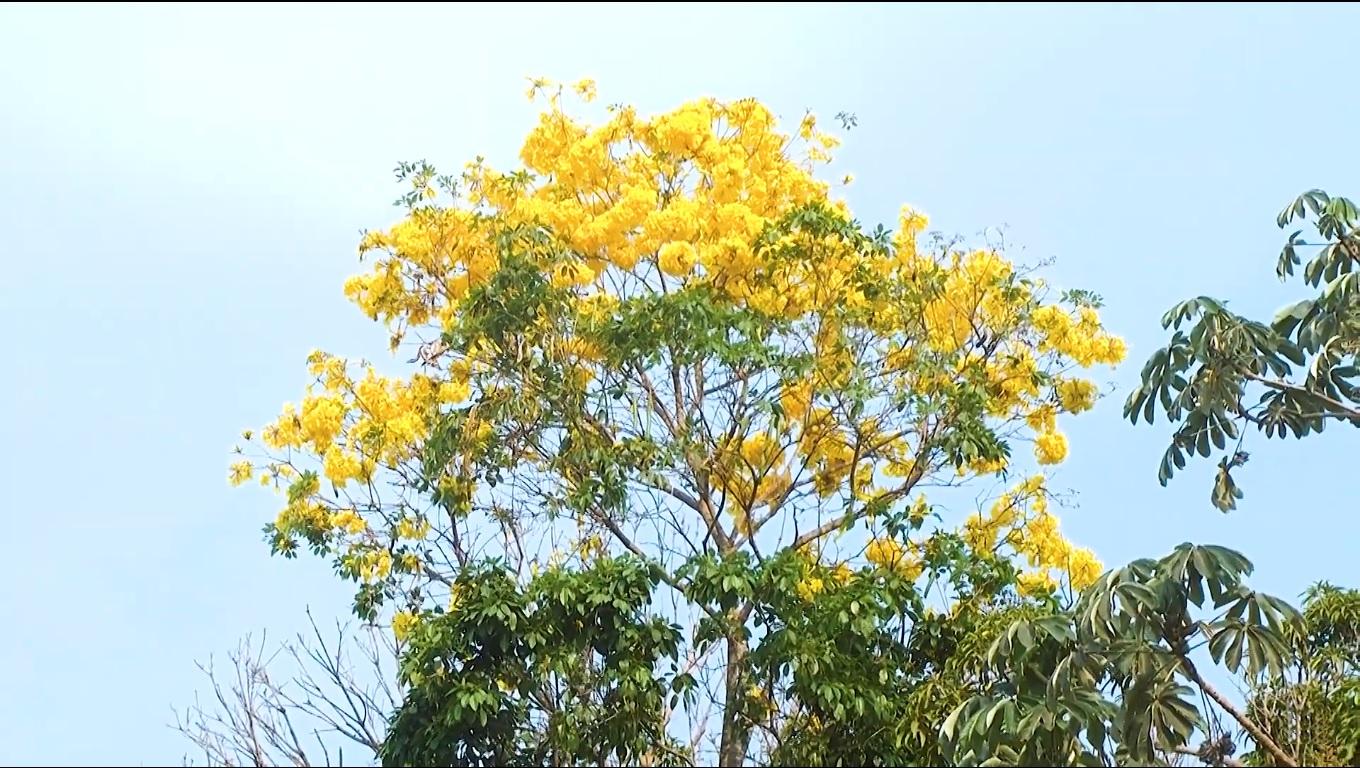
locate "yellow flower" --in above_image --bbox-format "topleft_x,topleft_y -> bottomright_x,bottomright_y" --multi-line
1017,570 -> 1057,598
332,509 -> 367,535
392,611 -> 419,642
780,379 -> 813,422
658,241 -> 699,277
299,394 -> 346,449
866,538 -> 923,579
551,259 -> 596,288
963,513 -> 998,553
358,550 -> 393,583
796,576 -> 825,602
577,533 -> 606,560
866,537 -> 904,569
740,433 -> 786,472
1026,404 -> 1057,433
831,562 -> 854,585
1056,378 -> 1098,413
1066,547 -> 1103,590
438,380 -> 471,404
449,582 -> 469,613
966,456 -> 1008,476
798,113 -> 817,140
322,446 -> 363,485
572,78 -> 598,102
396,517 -> 431,540
228,460 -> 253,487
907,495 -> 930,525
1034,430 -> 1069,465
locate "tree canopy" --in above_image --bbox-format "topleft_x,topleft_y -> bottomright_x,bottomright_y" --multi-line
198,81 -> 1358,768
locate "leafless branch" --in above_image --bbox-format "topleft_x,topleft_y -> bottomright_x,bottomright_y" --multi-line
174,612 -> 398,767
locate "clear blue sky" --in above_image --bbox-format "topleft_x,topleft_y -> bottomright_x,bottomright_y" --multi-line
3,3 -> 1359,764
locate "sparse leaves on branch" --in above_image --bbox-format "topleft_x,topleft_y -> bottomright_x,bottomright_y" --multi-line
1127,189 -> 1360,511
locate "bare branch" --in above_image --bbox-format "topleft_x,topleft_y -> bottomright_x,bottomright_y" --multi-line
175,614 -> 397,767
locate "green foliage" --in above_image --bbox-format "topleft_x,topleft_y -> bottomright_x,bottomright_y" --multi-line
1243,583 -> 1360,766
942,543 -> 1302,767
382,529 -> 1060,767
381,556 -> 689,767
1127,189 -> 1360,511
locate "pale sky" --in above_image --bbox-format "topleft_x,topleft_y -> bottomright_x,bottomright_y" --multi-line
3,3 -> 1359,765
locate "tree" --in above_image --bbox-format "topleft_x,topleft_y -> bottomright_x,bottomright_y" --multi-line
176,611 -> 397,767
1242,582 -> 1360,766
942,542 -> 1304,767
1126,190 -> 1360,511
226,79 -> 1126,766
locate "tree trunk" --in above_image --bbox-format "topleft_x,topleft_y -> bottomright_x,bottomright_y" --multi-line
718,628 -> 750,767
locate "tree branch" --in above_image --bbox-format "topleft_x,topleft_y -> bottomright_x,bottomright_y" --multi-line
1165,743 -> 1245,768
1181,657 -> 1297,767
1245,372 -> 1360,423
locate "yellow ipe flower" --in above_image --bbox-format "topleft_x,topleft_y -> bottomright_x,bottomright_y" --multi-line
796,576 -> 825,602
331,509 -> 367,535
1034,430 -> 1069,465
831,562 -> 854,585
448,581 -> 470,613
228,460 -> 254,487
392,611 -> 419,642
1055,378 -> 1099,414
1016,570 -> 1058,598
658,241 -> 699,276
1065,547 -> 1103,590
866,538 -> 924,579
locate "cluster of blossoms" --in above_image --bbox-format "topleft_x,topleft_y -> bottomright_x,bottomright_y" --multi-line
231,79 -> 1125,640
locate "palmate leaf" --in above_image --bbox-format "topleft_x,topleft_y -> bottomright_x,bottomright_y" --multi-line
1112,580 -> 1162,620
1114,666 -> 1203,764
1156,543 -> 1253,608
1157,438 -> 1188,486
1271,298 -> 1314,346
1148,680 -> 1203,752
1276,189 -> 1330,229
1210,620 -> 1291,678
1210,588 -> 1300,678
1125,333 -> 1193,426
1278,229 -> 1305,279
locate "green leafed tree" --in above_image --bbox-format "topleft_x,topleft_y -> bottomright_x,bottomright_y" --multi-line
1242,582 -> 1360,766
942,542 -> 1305,767
1127,190 -> 1360,511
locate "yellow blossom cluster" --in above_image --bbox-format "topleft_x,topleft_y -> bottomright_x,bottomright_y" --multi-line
343,81 -> 840,342
712,433 -> 794,535
794,556 -> 856,603
963,475 -> 1104,593
346,549 -> 393,583
392,610 -> 419,642
865,537 -> 925,580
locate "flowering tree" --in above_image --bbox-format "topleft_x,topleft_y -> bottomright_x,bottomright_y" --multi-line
228,80 -> 1125,766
